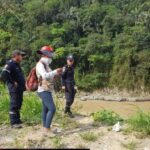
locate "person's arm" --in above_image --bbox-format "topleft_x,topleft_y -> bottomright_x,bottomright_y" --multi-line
36,62 -> 57,80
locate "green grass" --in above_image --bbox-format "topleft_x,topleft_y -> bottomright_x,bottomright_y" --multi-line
55,114 -> 79,129
91,109 -> 123,126
21,93 -> 42,125
80,131 -> 98,142
52,136 -> 65,148
127,110 -> 150,135
0,84 -> 7,94
0,86 -> 80,128
0,86 -> 42,125
0,86 -> 81,128
0,92 -> 42,125
121,141 -> 138,150
0,93 -> 10,124
53,94 -> 80,129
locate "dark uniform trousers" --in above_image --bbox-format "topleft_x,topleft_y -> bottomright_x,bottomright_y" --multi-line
61,65 -> 76,112
8,85 -> 23,125
65,82 -> 76,107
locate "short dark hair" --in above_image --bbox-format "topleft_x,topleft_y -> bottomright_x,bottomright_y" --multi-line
12,50 -> 26,57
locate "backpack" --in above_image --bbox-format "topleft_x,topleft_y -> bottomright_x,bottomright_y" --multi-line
26,62 -> 45,92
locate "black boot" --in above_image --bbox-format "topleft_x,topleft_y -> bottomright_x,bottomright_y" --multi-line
64,106 -> 69,114
16,111 -> 23,124
9,113 -> 22,128
67,107 -> 74,118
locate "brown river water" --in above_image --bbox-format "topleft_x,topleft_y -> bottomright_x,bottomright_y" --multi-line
76,100 -> 150,118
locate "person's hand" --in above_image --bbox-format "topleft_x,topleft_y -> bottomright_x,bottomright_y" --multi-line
74,86 -> 78,90
62,67 -> 66,73
14,82 -> 18,88
62,86 -> 65,90
56,68 -> 62,75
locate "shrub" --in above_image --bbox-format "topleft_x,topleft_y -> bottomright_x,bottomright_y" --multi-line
127,110 -> 150,135
21,93 -> 42,125
76,73 -> 108,91
121,141 -> 138,150
91,109 -> 123,125
0,86 -> 42,125
80,131 -> 98,142
52,137 -> 65,149
0,94 -> 9,124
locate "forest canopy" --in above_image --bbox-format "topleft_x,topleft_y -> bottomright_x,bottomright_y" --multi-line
0,0 -> 150,91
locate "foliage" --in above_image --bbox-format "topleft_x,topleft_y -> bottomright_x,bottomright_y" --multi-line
76,72 -> 108,91
0,85 -> 80,128
91,109 -> 123,125
80,131 -> 98,142
21,93 -> 42,125
0,92 -> 9,125
0,86 -> 42,125
121,141 -> 138,150
0,0 -> 150,91
52,136 -> 65,149
127,110 -> 150,135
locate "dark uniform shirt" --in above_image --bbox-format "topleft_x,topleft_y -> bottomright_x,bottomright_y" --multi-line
2,60 -> 26,92
61,65 -> 75,86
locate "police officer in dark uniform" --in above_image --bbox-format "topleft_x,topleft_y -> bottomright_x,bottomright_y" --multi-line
61,54 -> 77,118
2,50 -> 26,128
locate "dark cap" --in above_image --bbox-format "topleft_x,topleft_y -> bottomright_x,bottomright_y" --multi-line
12,50 -> 26,57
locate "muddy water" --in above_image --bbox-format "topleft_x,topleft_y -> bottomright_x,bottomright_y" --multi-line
77,100 -> 150,118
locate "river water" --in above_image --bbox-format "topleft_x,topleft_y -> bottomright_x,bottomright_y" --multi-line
77,100 -> 150,118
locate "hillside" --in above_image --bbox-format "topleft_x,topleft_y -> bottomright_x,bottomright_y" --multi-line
0,0 -> 150,91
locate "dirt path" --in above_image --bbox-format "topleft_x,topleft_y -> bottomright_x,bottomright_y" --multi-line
0,114 -> 150,149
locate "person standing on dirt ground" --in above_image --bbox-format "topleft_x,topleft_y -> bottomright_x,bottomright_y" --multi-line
36,46 -> 62,134
2,50 -> 26,128
61,54 -> 77,118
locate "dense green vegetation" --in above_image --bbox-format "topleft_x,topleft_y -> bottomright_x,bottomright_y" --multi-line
0,84 -> 42,125
127,110 -> 150,135
0,0 -> 150,91
91,109 -> 123,125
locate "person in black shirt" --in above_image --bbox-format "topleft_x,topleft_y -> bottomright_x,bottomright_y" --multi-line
61,54 -> 77,118
2,50 -> 26,128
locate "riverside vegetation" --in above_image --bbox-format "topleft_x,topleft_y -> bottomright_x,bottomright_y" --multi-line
0,0 -> 150,92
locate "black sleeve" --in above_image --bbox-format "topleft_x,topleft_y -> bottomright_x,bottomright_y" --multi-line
2,64 -> 13,84
61,67 -> 67,86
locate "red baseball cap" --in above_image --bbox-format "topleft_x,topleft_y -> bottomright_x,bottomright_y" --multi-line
37,46 -> 54,58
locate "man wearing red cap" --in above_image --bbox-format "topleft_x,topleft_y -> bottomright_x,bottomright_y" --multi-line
36,46 -> 62,134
